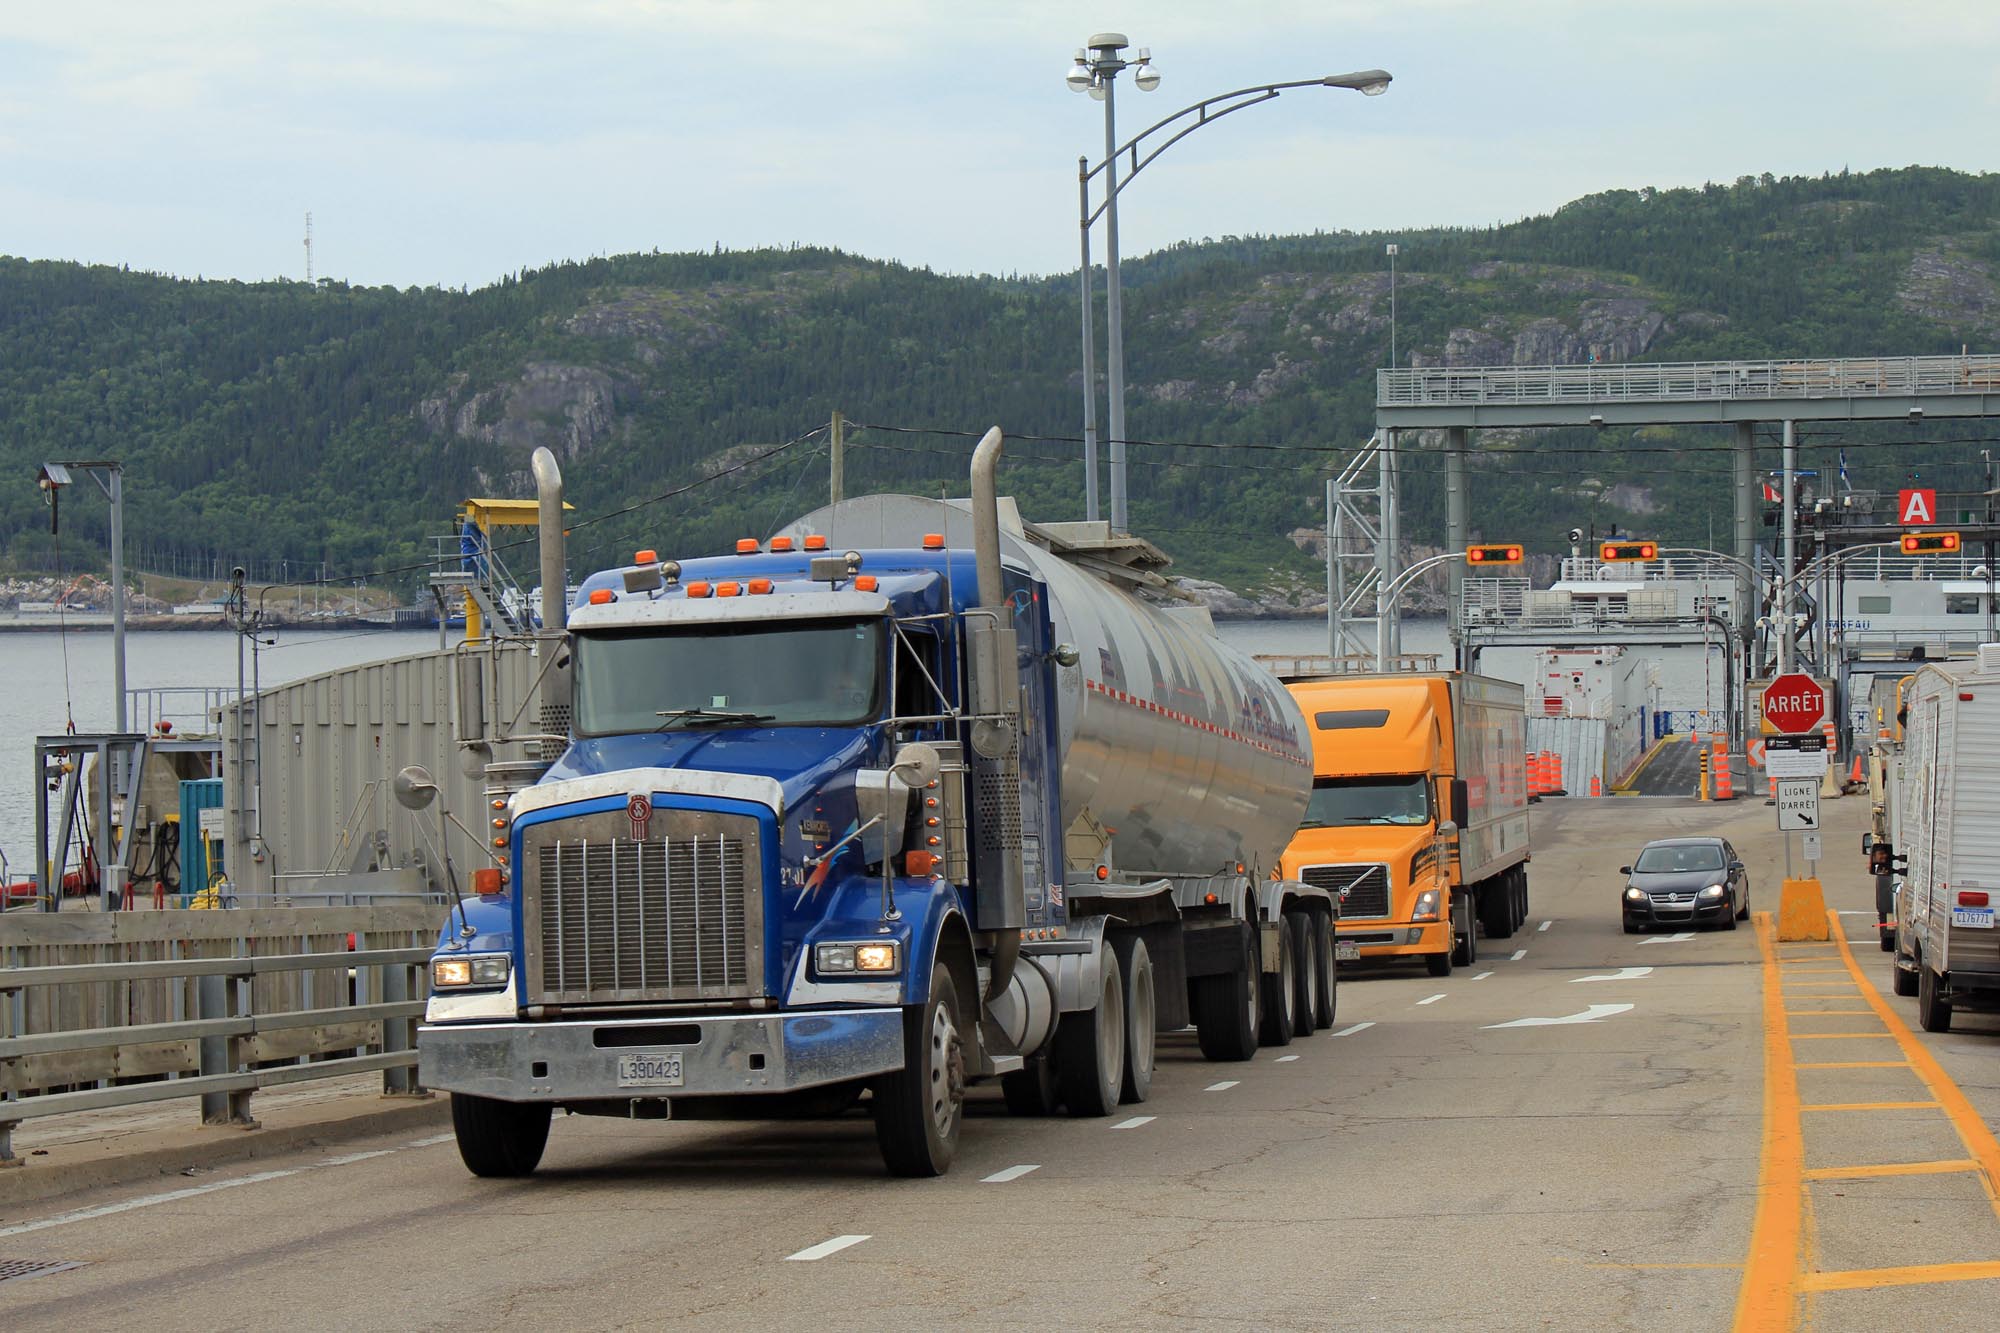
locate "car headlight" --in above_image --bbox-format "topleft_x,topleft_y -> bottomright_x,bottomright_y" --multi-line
1624,886 -> 1647,902
815,940 -> 900,975
1698,884 -> 1728,899
1412,889 -> 1441,922
433,954 -> 510,989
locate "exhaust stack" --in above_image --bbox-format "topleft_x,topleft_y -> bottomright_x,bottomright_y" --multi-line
966,427 -> 1024,997
532,447 -> 566,630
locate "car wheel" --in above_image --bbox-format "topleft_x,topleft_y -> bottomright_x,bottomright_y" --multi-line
1723,895 -> 1739,930
1623,919 -> 1641,935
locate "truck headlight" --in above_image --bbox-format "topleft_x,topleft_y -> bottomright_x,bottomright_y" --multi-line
816,941 -> 900,975
1624,887 -> 1647,902
1412,889 -> 1441,922
433,954 -> 510,989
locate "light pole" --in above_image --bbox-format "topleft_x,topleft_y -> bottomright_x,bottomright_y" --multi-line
1069,36 -> 1390,533
1386,242 -> 1398,368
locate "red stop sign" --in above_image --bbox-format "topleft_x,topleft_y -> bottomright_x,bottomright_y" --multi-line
1763,673 -> 1825,734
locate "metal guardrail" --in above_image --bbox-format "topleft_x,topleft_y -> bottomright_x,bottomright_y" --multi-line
0,908 -> 437,1160
1378,355 -> 2000,408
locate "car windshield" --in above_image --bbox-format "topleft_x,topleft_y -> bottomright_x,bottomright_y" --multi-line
1634,844 -> 1724,873
572,619 -> 884,734
1300,775 -> 1432,827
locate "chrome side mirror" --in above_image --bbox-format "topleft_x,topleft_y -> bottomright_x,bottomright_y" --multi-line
394,765 -> 439,811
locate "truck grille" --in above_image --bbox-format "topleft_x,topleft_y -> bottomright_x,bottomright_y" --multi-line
523,806 -> 764,1005
1301,863 -> 1390,919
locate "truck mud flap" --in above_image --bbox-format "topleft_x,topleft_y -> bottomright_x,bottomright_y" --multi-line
1181,918 -> 1251,984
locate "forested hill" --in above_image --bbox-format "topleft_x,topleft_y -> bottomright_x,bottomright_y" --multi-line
4,165 -> 1999,598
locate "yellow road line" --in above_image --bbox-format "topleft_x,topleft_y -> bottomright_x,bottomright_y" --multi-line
1735,913 -> 1804,1331
1800,1260 -> 2000,1293
1788,1031 -> 1892,1040
1802,1159 -> 1978,1181
1799,1100 -> 1941,1113
1784,1009 -> 1877,1016
1827,911 -> 2000,1220
1795,1061 -> 1909,1070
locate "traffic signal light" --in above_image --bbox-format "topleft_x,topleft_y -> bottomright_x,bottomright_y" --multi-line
1900,530 -> 1961,554
1600,540 -> 1658,562
1465,543 -> 1524,566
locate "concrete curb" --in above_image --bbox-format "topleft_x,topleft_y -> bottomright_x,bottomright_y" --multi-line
0,1095 -> 452,1210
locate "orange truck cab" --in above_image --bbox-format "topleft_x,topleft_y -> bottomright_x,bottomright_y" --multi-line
1278,672 -> 1531,976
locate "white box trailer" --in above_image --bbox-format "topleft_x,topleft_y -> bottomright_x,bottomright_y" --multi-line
1890,646 -> 2000,1032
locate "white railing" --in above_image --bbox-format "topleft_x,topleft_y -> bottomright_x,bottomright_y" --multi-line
1379,355 -> 2000,407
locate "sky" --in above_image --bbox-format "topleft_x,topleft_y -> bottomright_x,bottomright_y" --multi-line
4,1 -> 1998,291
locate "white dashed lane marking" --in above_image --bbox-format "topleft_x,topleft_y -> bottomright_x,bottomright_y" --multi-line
1274,1054 -> 1300,1062
1509,949 -> 1527,961
1470,971 -> 1494,981
1205,1080 -> 1240,1092
786,1235 -> 871,1262
1110,1116 -> 1155,1130
1537,920 -> 1554,932
1416,993 -> 1447,1006
1331,1022 -> 1375,1037
981,1165 -> 1040,1184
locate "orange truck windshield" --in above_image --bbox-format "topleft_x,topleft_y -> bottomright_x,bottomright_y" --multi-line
1300,775 -> 1431,828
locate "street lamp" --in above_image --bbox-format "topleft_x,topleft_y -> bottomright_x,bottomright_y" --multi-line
1070,36 -> 1390,533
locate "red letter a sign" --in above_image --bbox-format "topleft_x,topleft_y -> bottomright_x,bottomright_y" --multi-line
1899,488 -> 1937,525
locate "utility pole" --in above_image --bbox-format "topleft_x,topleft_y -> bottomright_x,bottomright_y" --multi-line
1780,421 -> 1796,676
1986,450 -> 1996,644
830,409 -> 845,505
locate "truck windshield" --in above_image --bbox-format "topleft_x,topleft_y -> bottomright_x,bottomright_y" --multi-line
572,619 -> 884,734
1300,775 -> 1432,828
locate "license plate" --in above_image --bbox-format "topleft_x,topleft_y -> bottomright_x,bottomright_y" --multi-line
1952,908 -> 1995,929
617,1052 -> 683,1087
1335,940 -> 1360,962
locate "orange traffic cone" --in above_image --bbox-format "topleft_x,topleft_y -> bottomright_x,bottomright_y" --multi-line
1589,774 -> 1602,797
1551,753 -> 1566,795
1848,753 -> 1865,784
1712,737 -> 1733,800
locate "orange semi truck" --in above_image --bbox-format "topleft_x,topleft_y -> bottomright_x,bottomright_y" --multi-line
1278,672 -> 1531,976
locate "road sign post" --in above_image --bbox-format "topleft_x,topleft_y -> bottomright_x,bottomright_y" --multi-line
1763,673 -> 1831,939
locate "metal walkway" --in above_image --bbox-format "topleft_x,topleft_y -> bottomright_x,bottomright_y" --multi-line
1618,735 -> 1703,797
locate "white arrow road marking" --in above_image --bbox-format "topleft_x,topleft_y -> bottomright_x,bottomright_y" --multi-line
1639,932 -> 1697,945
1110,1116 -> 1154,1130
1572,966 -> 1655,983
1417,993 -> 1447,1006
1510,949 -> 1527,961
981,1164 -> 1040,1183
786,1235 -> 871,1262
1470,971 -> 1494,981
1538,920 -> 1554,932
1482,1003 -> 1635,1029
1331,1022 -> 1375,1037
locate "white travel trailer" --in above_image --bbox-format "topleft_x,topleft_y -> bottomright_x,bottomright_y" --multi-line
1890,645 -> 2000,1032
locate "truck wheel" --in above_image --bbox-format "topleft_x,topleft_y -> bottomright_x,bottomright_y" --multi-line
450,1093 -> 552,1178
874,959 -> 966,1176
1482,883 -> 1516,940
1056,944 -> 1125,1117
1917,965 -> 1953,1033
1286,911 -> 1317,1038
1001,1057 -> 1060,1115
1515,868 -> 1530,930
1450,895 -> 1476,968
1309,909 -> 1337,1030
1259,917 -> 1297,1047
1192,925 -> 1259,1062
1111,933 -> 1155,1105
1891,957 -> 1919,997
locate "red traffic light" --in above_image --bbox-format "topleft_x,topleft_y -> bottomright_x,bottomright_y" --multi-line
1900,531 -> 1961,554
1465,543 -> 1525,566
1600,540 -> 1658,562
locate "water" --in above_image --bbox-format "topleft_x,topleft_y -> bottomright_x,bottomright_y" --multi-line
0,626 -> 451,869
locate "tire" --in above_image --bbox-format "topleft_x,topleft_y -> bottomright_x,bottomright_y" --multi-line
1450,894 -> 1477,968
874,959 -> 967,1176
1260,916 -> 1297,1048
1111,933 -> 1155,1105
450,1093 -> 552,1179
1481,882 -> 1516,940
1917,965 -> 1953,1033
1309,909 -> 1337,1030
1286,911 -> 1316,1038
1723,896 -> 1740,930
1001,1057 -> 1059,1116
1514,868 -> 1530,930
1879,921 -> 1896,953
1736,890 -> 1751,922
1425,946 -> 1453,977
1055,944 -> 1125,1117
1192,923 -> 1259,1062
1892,957 -> 1919,997
1623,919 -> 1641,935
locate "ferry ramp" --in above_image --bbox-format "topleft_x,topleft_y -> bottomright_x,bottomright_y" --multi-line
1619,733 -> 1702,796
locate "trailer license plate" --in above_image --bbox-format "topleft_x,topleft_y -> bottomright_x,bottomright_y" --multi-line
1335,940 -> 1360,962
617,1052 -> 683,1087
1952,907 -> 1995,929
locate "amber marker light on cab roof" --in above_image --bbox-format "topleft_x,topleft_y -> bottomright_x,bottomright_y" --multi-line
634,549 -> 658,564
685,581 -> 712,598
769,536 -> 794,552
587,589 -> 615,605
803,535 -> 829,550
852,575 -> 879,591
922,533 -> 946,550
716,581 -> 742,597
747,578 -> 773,594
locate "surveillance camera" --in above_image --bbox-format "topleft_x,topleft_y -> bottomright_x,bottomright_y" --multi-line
1566,528 -> 1584,545
232,566 -> 246,580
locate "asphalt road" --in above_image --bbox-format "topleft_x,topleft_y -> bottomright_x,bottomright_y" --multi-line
2,793 -> 1993,1330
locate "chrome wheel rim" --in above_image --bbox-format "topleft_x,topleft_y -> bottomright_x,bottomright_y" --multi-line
928,998 -> 963,1141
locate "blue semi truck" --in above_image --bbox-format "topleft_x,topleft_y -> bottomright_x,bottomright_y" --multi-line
417,433 -> 1338,1176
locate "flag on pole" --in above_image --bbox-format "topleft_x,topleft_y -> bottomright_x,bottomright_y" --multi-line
1761,480 -> 1782,502
1839,450 -> 1851,492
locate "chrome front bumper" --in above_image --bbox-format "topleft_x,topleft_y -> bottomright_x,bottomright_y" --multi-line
419,1008 -> 904,1102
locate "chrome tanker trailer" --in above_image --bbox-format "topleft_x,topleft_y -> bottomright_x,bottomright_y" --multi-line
419,431 -> 1336,1178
